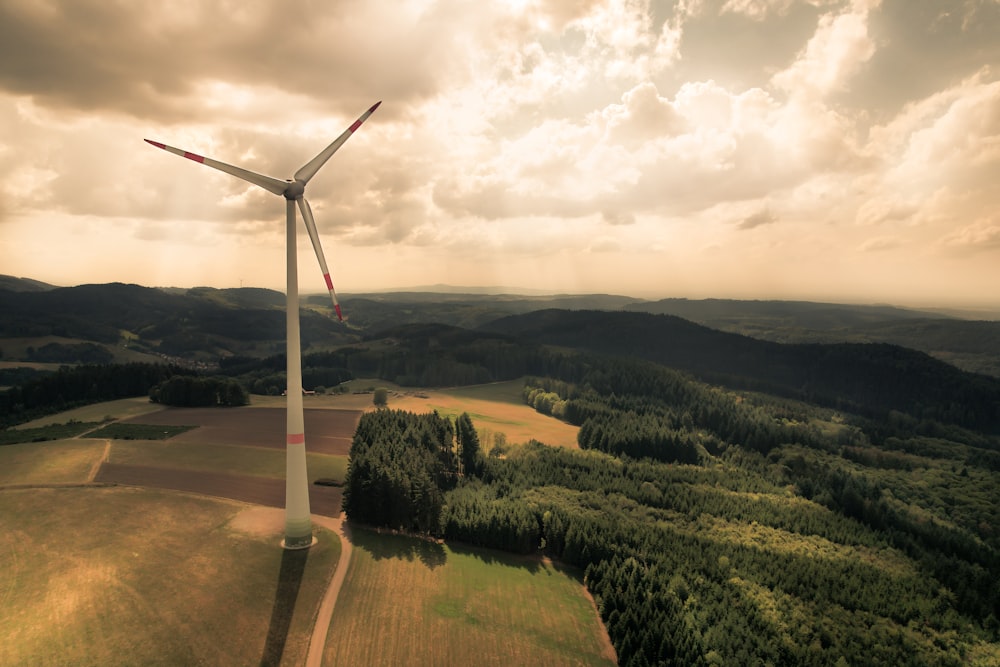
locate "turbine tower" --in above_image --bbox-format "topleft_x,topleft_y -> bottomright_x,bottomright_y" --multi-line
146,101 -> 381,549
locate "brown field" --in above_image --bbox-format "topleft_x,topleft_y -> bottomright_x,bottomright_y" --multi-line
120,406 -> 362,455
94,463 -> 344,517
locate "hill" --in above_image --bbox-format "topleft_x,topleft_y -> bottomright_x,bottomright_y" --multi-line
0,283 -> 356,362
481,309 -> 1000,432
0,274 -> 57,292
626,298 -> 1000,376
328,291 -> 641,332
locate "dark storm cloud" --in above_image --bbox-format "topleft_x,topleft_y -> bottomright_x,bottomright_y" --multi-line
0,1 -> 467,122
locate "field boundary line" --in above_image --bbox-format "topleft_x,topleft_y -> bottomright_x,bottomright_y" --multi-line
0,482 -> 116,491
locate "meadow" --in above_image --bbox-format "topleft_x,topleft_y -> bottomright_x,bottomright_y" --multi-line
323,527 -> 615,667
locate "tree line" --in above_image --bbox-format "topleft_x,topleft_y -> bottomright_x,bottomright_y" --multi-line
0,363 -> 183,428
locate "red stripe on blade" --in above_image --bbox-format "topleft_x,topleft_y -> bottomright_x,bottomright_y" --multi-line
287,433 -> 305,445
349,119 -> 362,132
183,151 -> 205,163
145,139 -> 166,149
324,274 -> 334,290
334,304 -> 343,321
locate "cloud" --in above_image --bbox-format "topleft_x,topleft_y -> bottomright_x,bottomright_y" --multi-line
940,217 -> 1000,255
588,236 -> 621,252
602,210 -> 636,226
771,1 -> 878,99
721,0 -> 840,20
859,235 -> 902,252
0,0 -> 997,305
0,1 -> 490,123
854,198 -> 918,227
737,208 -> 776,230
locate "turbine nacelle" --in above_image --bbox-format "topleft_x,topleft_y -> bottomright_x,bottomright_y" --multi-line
283,180 -> 306,200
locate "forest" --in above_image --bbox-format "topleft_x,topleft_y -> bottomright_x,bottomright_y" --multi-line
343,355 -> 1000,665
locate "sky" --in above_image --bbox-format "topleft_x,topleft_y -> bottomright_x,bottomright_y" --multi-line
0,0 -> 998,309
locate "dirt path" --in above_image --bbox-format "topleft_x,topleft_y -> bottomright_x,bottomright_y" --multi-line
87,441 -> 111,482
305,515 -> 353,667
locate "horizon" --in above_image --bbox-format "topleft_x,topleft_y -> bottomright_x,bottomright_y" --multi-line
1,2 -> 997,311
6,272 -> 999,318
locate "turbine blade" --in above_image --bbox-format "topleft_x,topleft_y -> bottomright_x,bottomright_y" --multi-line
297,197 -> 343,321
144,139 -> 288,196
293,101 -> 381,184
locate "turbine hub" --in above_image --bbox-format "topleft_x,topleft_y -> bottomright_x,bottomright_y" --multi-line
283,179 -> 305,200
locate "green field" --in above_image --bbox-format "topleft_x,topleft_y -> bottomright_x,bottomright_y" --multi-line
0,487 -> 339,667
324,527 -> 616,666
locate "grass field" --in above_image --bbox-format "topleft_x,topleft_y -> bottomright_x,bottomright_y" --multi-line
0,439 -> 106,485
324,527 -> 616,666
0,487 -> 339,667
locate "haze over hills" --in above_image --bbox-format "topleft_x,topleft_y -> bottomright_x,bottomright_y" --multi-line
2,277 -> 998,378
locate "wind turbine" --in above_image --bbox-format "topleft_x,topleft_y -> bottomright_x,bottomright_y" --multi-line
146,101 -> 381,549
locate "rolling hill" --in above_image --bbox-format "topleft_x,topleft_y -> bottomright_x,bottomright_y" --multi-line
626,298 -> 1000,376
481,309 -> 1000,432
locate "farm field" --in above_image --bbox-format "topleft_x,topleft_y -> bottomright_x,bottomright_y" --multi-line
119,406 -> 362,455
252,378 -> 580,448
324,527 -> 616,667
1,388 -> 611,665
105,439 -> 348,482
0,486 -> 339,667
